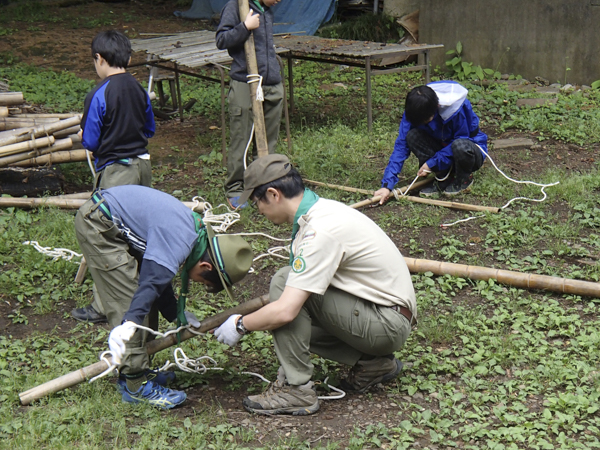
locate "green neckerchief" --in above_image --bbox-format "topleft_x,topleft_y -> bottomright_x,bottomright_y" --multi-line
289,188 -> 319,265
177,212 -> 208,333
250,0 -> 264,13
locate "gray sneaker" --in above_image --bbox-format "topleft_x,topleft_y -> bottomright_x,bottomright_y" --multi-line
341,356 -> 403,393
243,369 -> 319,416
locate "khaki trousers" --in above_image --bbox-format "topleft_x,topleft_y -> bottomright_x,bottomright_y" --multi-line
90,158 -> 152,315
225,80 -> 284,197
269,267 -> 412,385
75,197 -> 156,376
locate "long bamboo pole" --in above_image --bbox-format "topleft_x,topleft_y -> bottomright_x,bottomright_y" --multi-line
0,136 -> 55,157
0,92 -> 24,106
404,257 -> 600,298
0,138 -> 74,167
350,178 -> 432,209
13,113 -> 78,119
0,196 -> 206,212
307,179 -> 500,213
238,0 -> 268,157
0,117 -> 60,131
304,179 -> 374,195
19,294 -> 271,405
0,116 -> 81,147
0,107 -> 7,117
13,149 -> 87,167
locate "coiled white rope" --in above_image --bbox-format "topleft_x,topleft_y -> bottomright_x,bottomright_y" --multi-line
440,145 -> 559,228
22,240 -> 82,263
91,321 -> 345,400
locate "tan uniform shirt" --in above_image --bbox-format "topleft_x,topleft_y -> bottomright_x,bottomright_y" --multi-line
286,198 -> 417,318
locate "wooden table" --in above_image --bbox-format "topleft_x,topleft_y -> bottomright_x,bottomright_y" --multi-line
275,35 -> 443,130
131,31 -> 444,147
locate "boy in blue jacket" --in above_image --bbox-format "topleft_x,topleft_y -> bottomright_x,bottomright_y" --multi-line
72,30 -> 156,324
375,81 -> 487,202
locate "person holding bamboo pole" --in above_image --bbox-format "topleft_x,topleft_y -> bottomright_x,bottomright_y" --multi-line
214,155 -> 417,415
216,0 -> 284,209
375,81 -> 488,203
72,30 -> 156,324
74,185 -> 253,409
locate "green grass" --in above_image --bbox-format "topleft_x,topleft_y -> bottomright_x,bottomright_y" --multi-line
2,55 -> 600,448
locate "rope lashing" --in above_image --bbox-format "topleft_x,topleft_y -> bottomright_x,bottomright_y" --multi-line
247,73 -> 264,101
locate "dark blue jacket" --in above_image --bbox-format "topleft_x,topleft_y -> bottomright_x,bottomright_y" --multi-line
216,0 -> 282,85
81,72 -> 155,171
381,81 -> 488,190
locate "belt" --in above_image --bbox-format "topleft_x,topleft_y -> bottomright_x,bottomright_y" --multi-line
91,191 -> 112,221
391,304 -> 415,326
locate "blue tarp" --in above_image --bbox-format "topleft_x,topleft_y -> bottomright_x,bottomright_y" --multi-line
174,0 -> 336,36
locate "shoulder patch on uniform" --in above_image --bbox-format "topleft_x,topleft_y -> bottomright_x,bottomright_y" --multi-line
292,256 -> 306,273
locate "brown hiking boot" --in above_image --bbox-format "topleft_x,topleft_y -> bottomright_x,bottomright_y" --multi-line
243,369 -> 319,416
341,356 -> 403,393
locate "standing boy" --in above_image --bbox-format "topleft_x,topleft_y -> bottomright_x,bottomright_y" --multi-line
72,30 -> 156,323
375,81 -> 488,202
75,185 -> 253,409
214,155 -> 417,416
216,0 -> 284,209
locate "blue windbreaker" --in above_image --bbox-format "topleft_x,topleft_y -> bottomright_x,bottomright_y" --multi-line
381,81 -> 488,190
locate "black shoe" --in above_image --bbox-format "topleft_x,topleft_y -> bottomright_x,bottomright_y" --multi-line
444,174 -> 474,196
71,304 -> 107,323
420,176 -> 454,197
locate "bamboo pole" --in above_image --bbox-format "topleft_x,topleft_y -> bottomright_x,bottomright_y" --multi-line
304,179 -> 374,195
0,196 -> 206,212
0,138 -> 74,167
400,195 -> 499,213
0,136 -> 55,157
0,107 -> 7,117
306,179 -> 499,213
0,116 -> 81,147
404,257 -> 600,298
12,149 -> 87,167
0,117 -> 60,131
12,113 -> 78,119
19,294 -> 271,405
75,258 -> 87,284
53,125 -> 82,139
350,178 -> 432,209
238,0 -> 268,157
0,92 -> 24,106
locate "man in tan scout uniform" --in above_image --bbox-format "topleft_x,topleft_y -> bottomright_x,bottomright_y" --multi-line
214,154 -> 417,416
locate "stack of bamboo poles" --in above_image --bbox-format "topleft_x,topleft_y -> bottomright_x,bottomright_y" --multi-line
0,92 -> 88,168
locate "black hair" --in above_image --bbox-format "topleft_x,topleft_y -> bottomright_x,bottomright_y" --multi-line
91,30 -> 131,69
199,249 -> 225,293
251,167 -> 305,203
404,85 -> 439,126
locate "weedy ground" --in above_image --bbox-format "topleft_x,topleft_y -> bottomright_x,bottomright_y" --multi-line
1,1 -> 600,449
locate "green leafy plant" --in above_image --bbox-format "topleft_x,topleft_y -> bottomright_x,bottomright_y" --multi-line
445,41 -> 502,81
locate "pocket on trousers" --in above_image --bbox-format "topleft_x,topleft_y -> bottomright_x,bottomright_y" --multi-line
230,106 -> 242,116
87,250 -> 129,272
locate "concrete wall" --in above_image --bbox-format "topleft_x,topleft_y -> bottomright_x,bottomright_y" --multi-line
418,0 -> 600,86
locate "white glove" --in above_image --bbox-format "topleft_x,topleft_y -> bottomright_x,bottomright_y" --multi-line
214,314 -> 243,347
184,311 -> 201,328
108,321 -> 137,364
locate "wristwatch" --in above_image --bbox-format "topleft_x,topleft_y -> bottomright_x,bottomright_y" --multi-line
235,316 -> 249,335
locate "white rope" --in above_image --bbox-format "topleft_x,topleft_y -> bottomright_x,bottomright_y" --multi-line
86,149 -> 96,179
22,240 -> 82,263
91,322 -> 346,400
247,74 -> 264,101
243,123 -> 255,171
440,145 -> 559,228
392,173 -> 423,201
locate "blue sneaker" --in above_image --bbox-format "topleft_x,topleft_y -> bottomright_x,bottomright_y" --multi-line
117,369 -> 176,393
121,380 -> 187,409
227,196 -> 248,209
